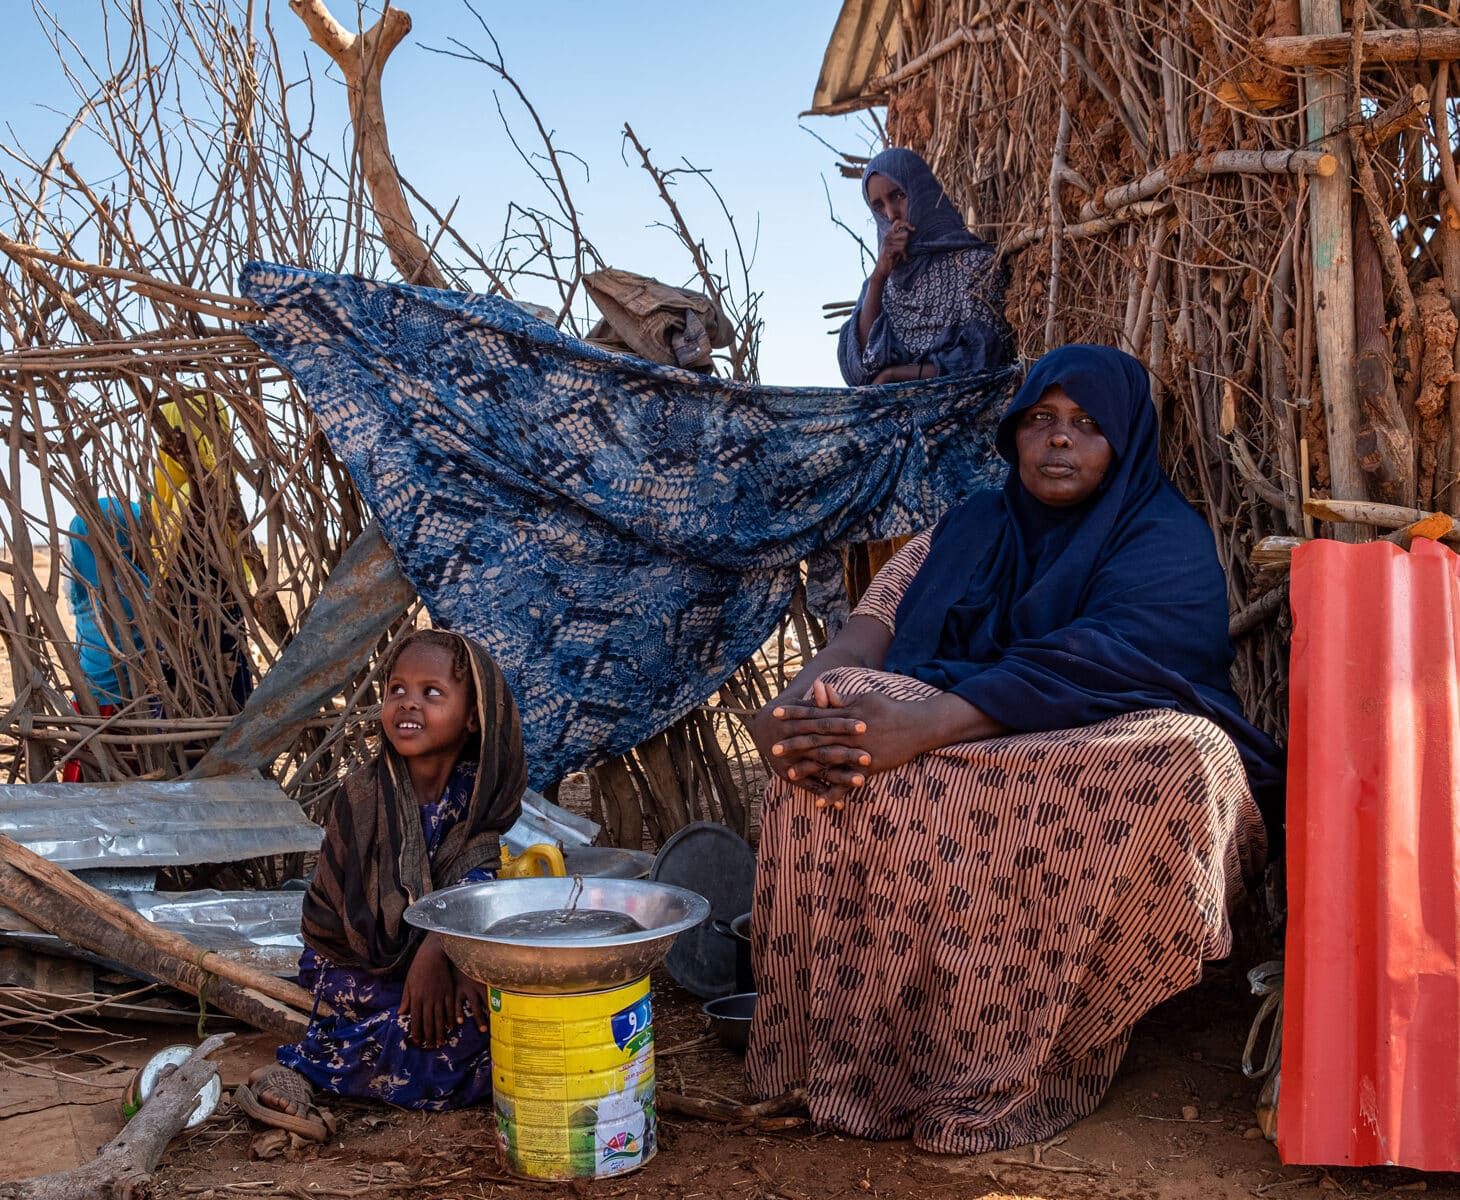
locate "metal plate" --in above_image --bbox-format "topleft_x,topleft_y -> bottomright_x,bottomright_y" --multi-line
562,846 -> 655,879
649,821 -> 755,999
136,1045 -> 222,1128
405,877 -> 708,994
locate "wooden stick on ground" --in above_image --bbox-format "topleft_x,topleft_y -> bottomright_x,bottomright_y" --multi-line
0,1033 -> 231,1200
657,1087 -> 808,1125
0,834 -> 316,1014
0,836 -> 314,1039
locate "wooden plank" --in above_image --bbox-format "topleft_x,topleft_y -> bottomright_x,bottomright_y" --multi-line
1256,27 -> 1460,67
1300,0 -> 1365,535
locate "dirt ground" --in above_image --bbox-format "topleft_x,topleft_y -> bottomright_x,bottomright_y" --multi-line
3,958 -> 1456,1200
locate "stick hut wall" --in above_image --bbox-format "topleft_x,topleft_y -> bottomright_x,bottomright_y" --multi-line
812,0 -> 1460,737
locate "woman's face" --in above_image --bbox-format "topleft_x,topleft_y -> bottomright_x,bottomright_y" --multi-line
1014,385 -> 1113,507
865,173 -> 909,225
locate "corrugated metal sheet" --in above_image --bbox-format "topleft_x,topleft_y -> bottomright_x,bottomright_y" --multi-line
0,888 -> 307,977
806,0 -> 900,115
509,789 -> 598,854
1282,537 -> 1460,1170
0,778 -> 323,869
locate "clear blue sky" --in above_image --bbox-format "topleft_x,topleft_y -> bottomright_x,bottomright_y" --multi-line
0,0 -> 882,387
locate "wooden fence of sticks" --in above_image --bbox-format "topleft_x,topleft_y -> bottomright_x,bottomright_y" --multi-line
12,0 -> 1442,852
0,0 -> 789,862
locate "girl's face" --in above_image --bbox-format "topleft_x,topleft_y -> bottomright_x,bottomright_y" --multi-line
1014,385 -> 1113,507
382,642 -> 478,761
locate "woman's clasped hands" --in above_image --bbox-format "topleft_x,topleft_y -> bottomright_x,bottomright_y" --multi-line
750,679 -> 932,812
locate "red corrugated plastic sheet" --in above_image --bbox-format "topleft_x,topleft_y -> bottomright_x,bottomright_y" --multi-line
1283,538 -> 1460,1169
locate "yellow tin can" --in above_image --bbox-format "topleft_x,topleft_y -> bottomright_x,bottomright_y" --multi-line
490,976 -> 655,1180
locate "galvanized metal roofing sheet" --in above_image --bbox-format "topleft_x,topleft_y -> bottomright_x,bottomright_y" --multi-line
1282,537 -> 1460,1170
807,0 -> 899,115
0,778 -> 323,869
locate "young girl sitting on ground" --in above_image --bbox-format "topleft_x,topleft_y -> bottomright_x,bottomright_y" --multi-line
236,629 -> 526,1137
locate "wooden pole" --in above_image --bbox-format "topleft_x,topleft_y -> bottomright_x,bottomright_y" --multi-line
1078,149 -> 1337,222
1302,496 -> 1458,529
866,20 -> 995,90
0,836 -> 313,1040
1353,211 -> 1416,504
1256,27 -> 1460,67
288,1 -> 447,289
0,834 -> 316,1014
1300,0 -> 1365,536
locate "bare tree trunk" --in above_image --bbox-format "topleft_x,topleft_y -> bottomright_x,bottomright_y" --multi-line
289,1 -> 447,288
1353,213 -> 1416,504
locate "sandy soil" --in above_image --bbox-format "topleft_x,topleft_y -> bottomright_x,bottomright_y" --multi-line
3,958 -> 1455,1200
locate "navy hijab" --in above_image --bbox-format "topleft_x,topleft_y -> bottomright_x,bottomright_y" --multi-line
837,148 -> 1011,385
884,345 -> 1283,834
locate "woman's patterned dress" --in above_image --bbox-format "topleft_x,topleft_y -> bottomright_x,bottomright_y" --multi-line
747,533 -> 1267,1151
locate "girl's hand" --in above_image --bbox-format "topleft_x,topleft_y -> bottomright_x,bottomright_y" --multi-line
453,965 -> 492,1034
401,936 -> 456,1048
873,220 -> 915,280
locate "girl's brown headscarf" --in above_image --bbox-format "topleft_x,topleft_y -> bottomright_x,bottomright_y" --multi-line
301,632 -> 525,975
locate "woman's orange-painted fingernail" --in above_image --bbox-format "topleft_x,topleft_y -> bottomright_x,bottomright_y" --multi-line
772,743 -> 784,755
834,799 -> 846,811
815,797 -> 827,809
859,753 -> 871,766
787,768 -> 796,779
851,775 -> 864,787
855,722 -> 866,733
773,707 -> 785,718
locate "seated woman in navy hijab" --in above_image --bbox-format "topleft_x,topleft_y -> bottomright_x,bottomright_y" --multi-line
838,147 -> 1013,386
747,345 -> 1281,1153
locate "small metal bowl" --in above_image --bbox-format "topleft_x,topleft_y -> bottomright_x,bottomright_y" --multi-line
702,991 -> 757,1052
405,877 -> 709,994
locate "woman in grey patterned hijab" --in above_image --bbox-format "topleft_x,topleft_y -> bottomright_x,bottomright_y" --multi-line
837,147 -> 1013,386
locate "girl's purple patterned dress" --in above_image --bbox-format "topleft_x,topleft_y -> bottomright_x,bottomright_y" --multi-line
278,762 -> 495,1110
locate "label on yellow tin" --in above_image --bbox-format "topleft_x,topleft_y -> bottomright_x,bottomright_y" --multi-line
491,978 -> 656,1180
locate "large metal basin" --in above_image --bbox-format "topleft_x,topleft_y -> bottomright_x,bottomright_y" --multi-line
404,877 -> 709,994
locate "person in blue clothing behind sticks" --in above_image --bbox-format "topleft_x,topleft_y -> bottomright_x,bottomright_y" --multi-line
837,147 -> 1014,387
62,499 -> 150,779
235,629 -> 525,1139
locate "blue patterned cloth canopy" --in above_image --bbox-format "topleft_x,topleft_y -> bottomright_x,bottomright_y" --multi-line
239,263 -> 1014,786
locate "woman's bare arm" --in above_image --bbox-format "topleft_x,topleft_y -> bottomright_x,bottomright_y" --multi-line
768,615 -> 892,708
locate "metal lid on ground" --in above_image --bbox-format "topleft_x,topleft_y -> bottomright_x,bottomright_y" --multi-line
649,821 -> 755,999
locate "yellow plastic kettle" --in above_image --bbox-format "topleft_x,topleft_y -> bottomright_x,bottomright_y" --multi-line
498,842 -> 567,879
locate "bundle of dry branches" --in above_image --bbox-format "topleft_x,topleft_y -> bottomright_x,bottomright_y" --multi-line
0,0 -> 777,850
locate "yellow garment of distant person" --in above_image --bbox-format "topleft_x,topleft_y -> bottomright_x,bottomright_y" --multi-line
149,395 -> 252,587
